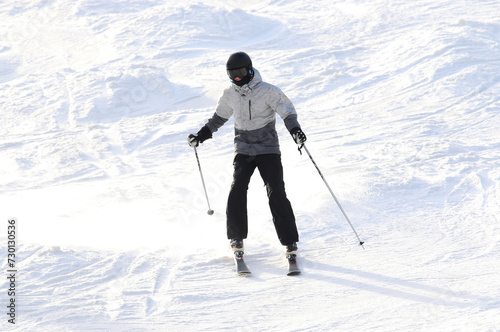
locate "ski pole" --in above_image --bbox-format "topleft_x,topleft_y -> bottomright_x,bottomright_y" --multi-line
300,144 -> 365,249
193,146 -> 214,215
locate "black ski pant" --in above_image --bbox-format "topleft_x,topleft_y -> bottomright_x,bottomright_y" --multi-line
226,154 -> 299,246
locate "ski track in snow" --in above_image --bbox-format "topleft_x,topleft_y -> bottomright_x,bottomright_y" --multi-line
1,0 -> 499,331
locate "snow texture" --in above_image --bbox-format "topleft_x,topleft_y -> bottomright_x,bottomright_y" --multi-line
0,0 -> 499,331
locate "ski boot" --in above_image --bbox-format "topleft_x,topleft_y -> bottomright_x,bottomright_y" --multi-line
285,242 -> 300,275
230,239 -> 244,253
230,239 -> 250,275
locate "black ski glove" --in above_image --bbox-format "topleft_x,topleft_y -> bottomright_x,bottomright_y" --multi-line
290,127 -> 307,145
187,134 -> 200,147
187,125 -> 213,148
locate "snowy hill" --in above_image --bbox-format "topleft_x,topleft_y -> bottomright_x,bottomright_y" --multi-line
1,0 -> 499,331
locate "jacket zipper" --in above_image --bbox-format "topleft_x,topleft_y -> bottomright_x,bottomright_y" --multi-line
249,100 -> 252,120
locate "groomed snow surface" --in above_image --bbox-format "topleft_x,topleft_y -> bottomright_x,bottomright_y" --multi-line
1,0 -> 499,331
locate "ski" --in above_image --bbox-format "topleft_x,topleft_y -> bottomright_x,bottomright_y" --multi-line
234,251 -> 251,276
287,254 -> 301,276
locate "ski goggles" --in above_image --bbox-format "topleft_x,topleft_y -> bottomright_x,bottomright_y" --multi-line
227,67 -> 249,80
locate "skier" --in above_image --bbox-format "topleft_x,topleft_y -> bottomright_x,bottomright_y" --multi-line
188,51 -> 307,261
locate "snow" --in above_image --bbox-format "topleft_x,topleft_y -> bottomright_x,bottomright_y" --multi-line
1,0 -> 499,330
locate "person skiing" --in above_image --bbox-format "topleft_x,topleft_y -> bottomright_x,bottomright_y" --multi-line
187,51 -> 307,260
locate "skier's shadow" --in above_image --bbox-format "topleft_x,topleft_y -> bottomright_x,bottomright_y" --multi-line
299,258 -> 494,309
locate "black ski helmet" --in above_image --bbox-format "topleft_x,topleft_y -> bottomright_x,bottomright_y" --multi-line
226,52 -> 254,86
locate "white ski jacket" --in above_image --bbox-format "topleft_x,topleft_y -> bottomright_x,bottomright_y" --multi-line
205,68 -> 301,156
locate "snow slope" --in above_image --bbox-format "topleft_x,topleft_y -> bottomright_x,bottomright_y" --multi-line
1,0 -> 499,330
